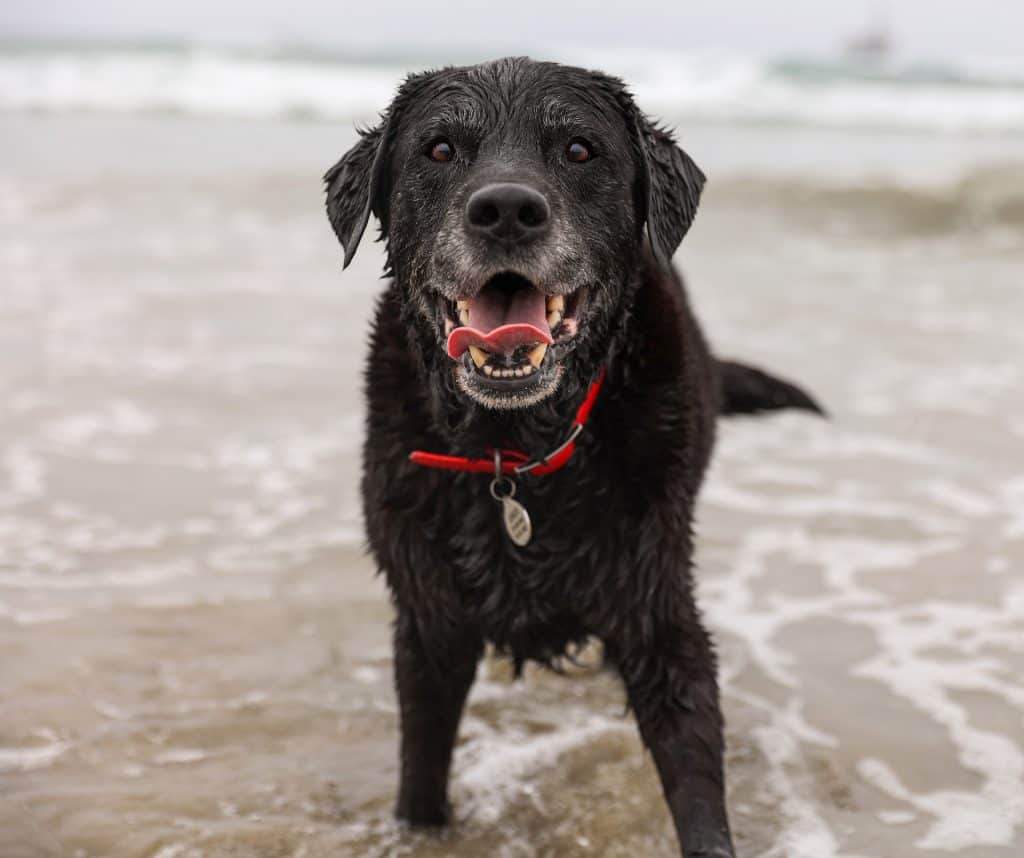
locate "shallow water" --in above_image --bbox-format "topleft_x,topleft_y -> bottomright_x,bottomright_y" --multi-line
1,116 -> 1023,857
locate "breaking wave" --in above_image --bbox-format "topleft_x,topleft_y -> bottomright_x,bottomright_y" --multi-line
2,42 -> 1024,133
712,164 -> 1024,234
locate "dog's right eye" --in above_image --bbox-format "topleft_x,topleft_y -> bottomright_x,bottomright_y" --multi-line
428,140 -> 454,163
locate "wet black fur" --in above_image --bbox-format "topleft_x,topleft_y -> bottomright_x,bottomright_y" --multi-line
325,58 -> 822,857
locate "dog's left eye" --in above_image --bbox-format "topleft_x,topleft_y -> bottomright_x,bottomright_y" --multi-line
566,140 -> 592,163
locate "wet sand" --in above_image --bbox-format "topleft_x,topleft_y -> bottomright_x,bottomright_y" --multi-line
1,116 -> 1022,857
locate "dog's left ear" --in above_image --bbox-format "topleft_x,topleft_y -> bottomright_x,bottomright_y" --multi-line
632,115 -> 706,270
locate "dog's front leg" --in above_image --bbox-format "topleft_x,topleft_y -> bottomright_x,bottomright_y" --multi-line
609,611 -> 734,857
392,608 -> 481,827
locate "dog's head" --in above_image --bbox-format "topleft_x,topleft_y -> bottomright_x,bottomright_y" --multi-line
325,57 -> 704,410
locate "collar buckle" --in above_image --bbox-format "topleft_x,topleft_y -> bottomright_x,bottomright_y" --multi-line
513,423 -> 584,475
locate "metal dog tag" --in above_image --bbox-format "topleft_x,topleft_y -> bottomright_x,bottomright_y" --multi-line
490,452 -> 532,547
500,495 -> 532,547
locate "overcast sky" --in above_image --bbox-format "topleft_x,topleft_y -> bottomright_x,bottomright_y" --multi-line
2,1 -> 1021,58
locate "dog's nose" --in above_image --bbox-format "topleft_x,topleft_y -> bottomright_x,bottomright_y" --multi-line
465,183 -> 551,247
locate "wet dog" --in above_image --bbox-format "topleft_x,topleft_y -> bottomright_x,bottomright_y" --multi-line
324,57 -> 822,857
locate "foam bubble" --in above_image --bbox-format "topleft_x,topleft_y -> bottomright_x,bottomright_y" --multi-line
454,713 -> 630,822
0,733 -> 69,773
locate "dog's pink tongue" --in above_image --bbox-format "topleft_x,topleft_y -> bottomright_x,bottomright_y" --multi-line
447,288 -> 553,359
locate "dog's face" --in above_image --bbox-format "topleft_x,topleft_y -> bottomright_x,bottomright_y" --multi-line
326,58 -> 704,410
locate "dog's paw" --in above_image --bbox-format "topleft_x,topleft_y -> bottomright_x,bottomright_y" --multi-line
394,797 -> 451,829
683,830 -> 735,858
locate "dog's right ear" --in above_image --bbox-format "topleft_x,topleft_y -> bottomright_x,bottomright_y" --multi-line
324,72 -> 434,268
323,123 -> 388,269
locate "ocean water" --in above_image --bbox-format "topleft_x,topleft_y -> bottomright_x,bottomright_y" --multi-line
2,41 -> 1024,132
0,41 -> 1023,858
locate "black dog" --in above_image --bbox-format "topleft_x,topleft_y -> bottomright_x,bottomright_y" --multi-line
325,57 -> 821,858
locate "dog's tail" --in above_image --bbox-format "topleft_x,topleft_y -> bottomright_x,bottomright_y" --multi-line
717,359 -> 826,418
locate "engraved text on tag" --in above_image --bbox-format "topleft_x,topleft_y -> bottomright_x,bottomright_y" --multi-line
501,496 -> 532,546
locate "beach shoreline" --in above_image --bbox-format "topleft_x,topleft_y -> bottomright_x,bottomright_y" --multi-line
1,108 -> 1022,856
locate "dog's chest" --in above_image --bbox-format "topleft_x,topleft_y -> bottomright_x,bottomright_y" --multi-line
420,456 -> 634,640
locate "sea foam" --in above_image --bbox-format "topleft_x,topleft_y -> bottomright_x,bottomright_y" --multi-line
2,44 -> 1024,132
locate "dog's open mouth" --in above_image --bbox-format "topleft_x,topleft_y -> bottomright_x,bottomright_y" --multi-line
444,273 -> 585,387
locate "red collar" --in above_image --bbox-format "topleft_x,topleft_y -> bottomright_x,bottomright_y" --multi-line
409,368 -> 606,478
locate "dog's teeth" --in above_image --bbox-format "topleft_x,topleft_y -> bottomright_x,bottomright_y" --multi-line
513,367 -> 524,377
546,295 -> 565,313
527,343 -> 547,368
459,308 -> 470,325
547,311 -> 562,328
468,346 -> 488,368
483,364 -> 493,376
456,299 -> 469,310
